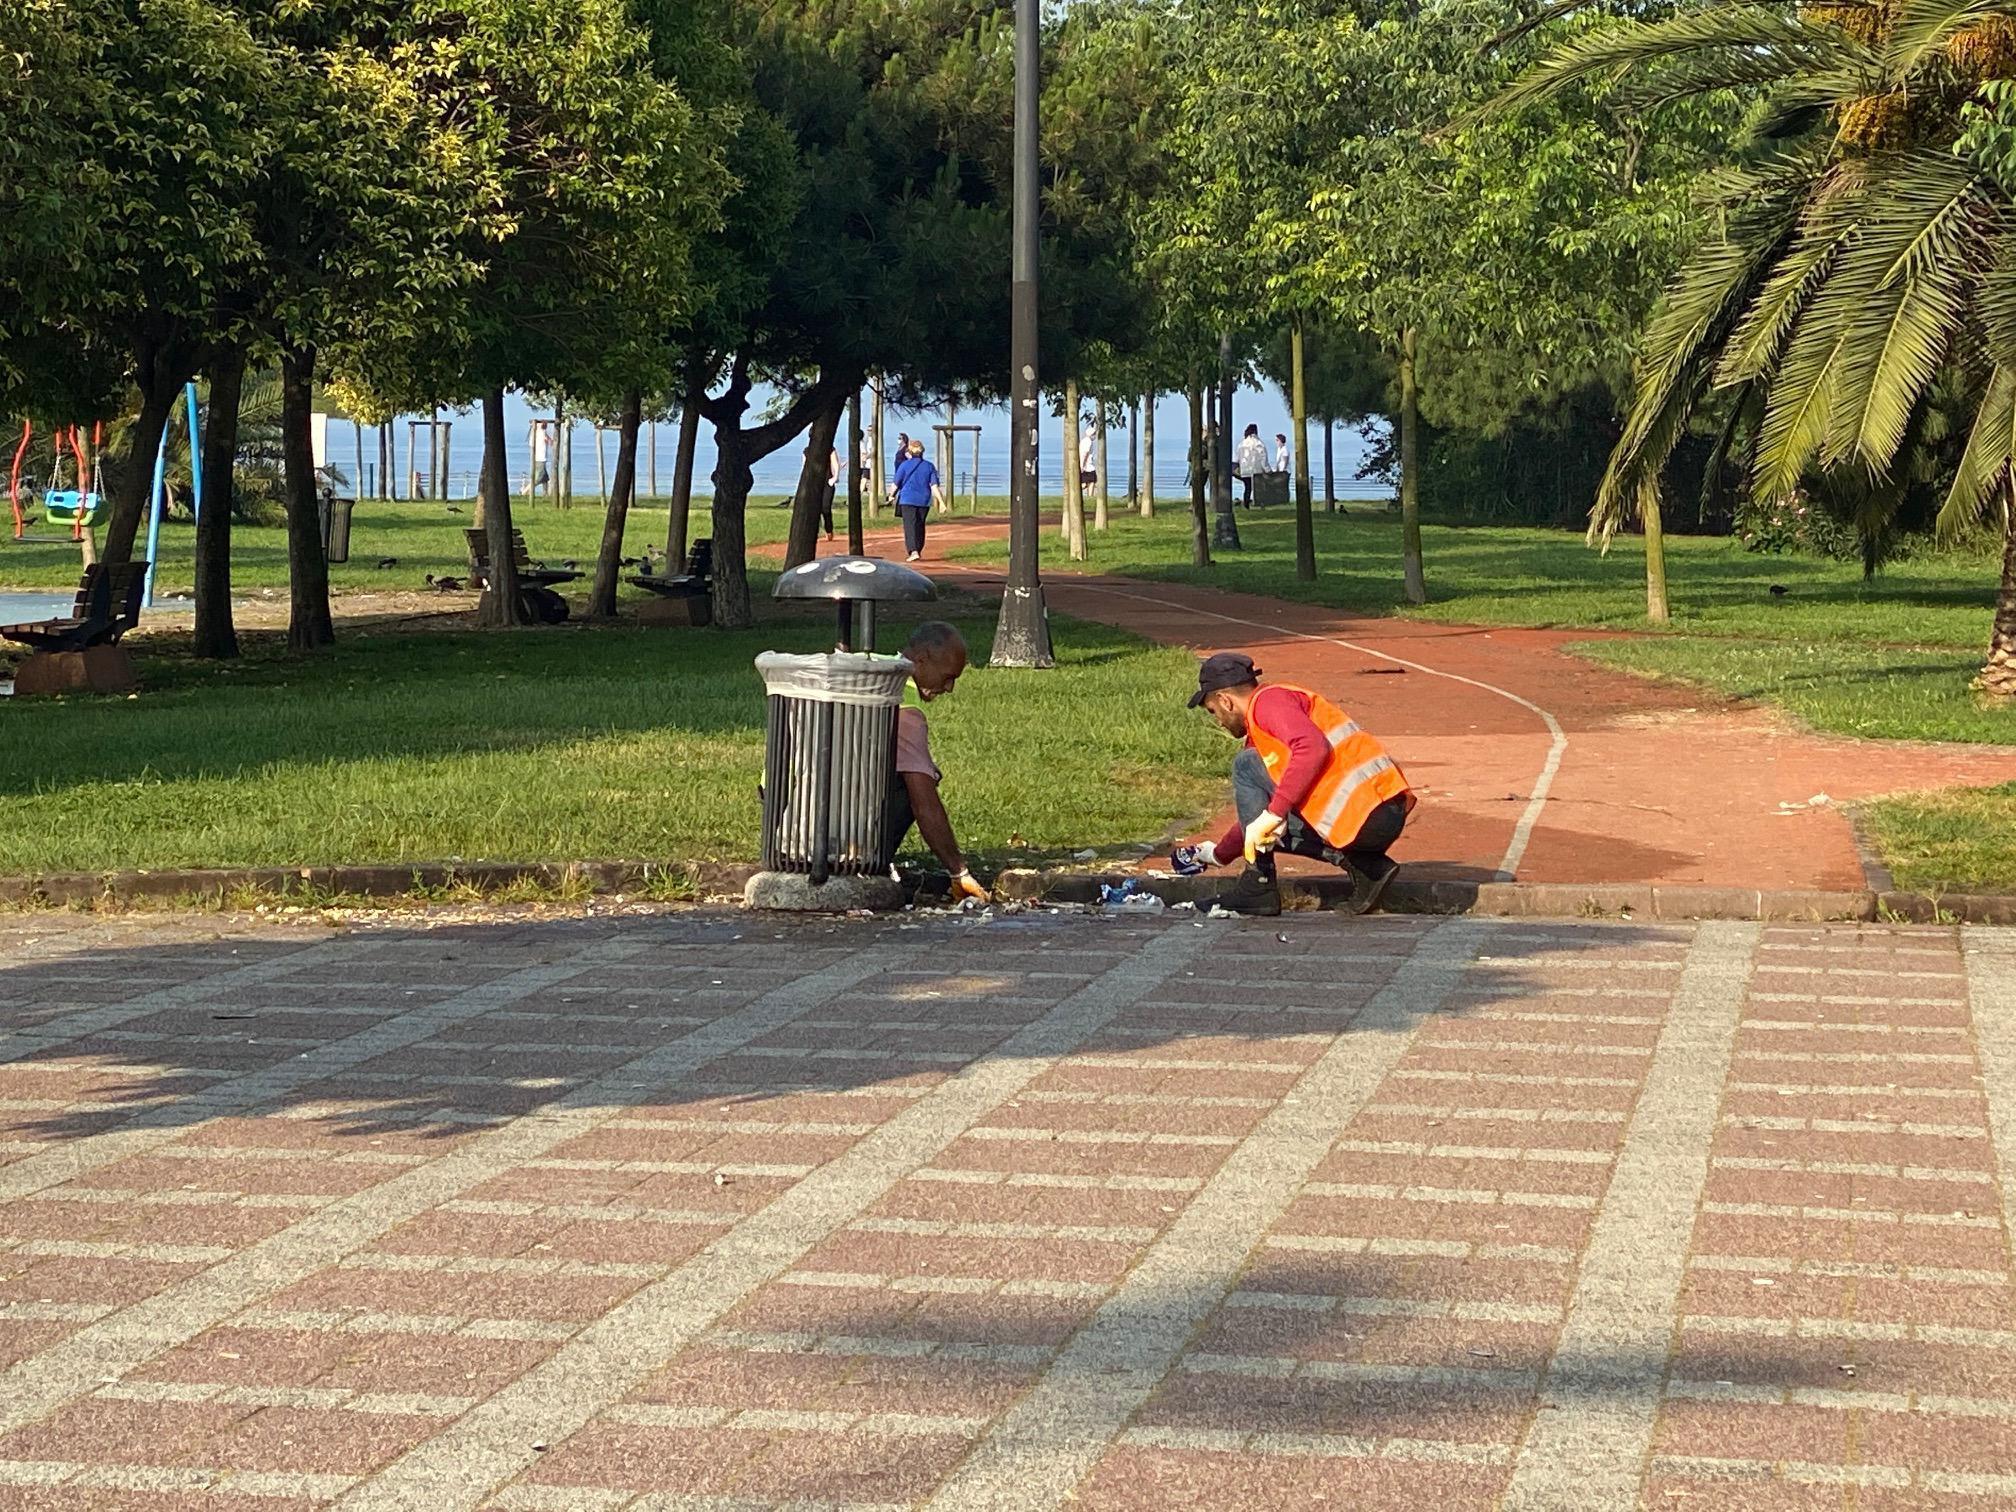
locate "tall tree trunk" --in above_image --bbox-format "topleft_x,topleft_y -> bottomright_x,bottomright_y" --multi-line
1187,378 -> 1212,568
846,386 -> 865,554
1212,331 -> 1241,551
554,394 -> 568,508
99,378 -> 183,566
1639,474 -> 1670,625
1141,392 -> 1155,518
1291,320 -> 1315,583
783,391 -> 843,570
192,347 -> 245,661
353,420 -> 365,511
1979,483 -> 2016,700
1399,325 -> 1426,605
710,425 -> 756,629
594,423 -> 608,501
704,359 -> 854,628
474,445 -> 490,530
1093,399 -> 1109,532
1324,421 -> 1335,511
870,377 -> 885,513
1126,398 -> 1139,512
476,386 -> 523,627
666,368 -> 703,567
1062,379 -> 1087,561
279,345 -> 335,652
589,389 -> 643,618
377,423 -> 390,504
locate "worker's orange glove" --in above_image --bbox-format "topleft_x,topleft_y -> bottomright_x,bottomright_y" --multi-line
951,869 -> 992,903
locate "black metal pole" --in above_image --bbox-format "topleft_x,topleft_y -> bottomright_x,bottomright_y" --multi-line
990,0 -> 1053,669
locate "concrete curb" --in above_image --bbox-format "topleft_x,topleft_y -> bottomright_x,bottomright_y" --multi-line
0,860 -> 759,910
2,858 -> 2012,925
994,868 -> 2016,925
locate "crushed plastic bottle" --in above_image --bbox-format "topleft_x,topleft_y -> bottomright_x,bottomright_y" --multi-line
1098,879 -> 1166,914
1170,844 -> 1208,877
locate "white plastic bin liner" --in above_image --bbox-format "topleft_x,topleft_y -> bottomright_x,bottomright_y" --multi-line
755,651 -> 912,706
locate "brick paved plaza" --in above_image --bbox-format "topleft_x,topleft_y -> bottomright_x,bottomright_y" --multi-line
0,907 -> 2012,1509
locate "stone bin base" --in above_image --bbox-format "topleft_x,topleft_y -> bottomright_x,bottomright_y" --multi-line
13,645 -> 136,697
744,871 -> 903,913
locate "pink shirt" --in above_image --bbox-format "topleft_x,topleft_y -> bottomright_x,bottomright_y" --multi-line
896,707 -> 939,783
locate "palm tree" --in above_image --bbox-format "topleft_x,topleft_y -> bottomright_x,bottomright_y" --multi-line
1497,0 -> 2016,696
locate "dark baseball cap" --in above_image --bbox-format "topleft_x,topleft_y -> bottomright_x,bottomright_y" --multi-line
1188,651 -> 1260,707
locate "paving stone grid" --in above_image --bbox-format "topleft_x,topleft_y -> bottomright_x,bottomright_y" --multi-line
0,908 -> 2011,1509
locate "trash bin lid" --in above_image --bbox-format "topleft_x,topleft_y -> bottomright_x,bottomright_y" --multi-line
773,556 -> 937,602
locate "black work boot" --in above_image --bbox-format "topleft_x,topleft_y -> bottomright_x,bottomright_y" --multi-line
1214,864 -> 1282,917
1344,853 -> 1399,916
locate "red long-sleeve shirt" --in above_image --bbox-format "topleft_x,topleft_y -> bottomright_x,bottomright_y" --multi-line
1212,685 -> 1332,857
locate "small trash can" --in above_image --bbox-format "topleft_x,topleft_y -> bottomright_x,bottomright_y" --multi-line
746,555 -> 938,910
756,652 -> 911,882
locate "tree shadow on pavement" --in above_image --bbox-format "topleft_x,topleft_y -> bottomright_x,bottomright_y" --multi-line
0,908 -> 1691,1149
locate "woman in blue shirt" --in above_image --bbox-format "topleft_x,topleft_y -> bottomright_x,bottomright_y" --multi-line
887,437 -> 946,561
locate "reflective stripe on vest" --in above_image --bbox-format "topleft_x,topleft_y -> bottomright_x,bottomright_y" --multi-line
1248,686 -> 1414,848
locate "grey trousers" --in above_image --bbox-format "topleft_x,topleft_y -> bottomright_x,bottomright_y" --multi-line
1232,746 -> 1406,872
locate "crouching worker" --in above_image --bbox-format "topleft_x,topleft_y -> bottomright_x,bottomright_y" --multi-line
1176,652 -> 1413,917
887,622 -> 991,904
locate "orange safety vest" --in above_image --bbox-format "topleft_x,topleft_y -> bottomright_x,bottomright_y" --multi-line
1248,685 -> 1415,847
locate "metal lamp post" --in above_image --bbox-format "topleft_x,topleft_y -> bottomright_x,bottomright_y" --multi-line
989,0 -> 1054,668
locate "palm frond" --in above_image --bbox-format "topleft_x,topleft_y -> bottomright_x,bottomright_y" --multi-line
1614,47 -> 1878,113
1828,270 -> 1964,470
1752,271 -> 1865,496
1976,226 -> 2016,366
1885,0 -> 2016,76
1941,362 -> 2016,535
1817,157 -> 1988,468
1493,6 -> 1875,116
1588,157 -> 1813,541
1715,164 -> 1868,385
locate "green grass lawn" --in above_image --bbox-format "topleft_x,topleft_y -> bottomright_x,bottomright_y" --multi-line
0,498 -> 806,596
950,508 -> 2005,647
0,608 -> 1222,878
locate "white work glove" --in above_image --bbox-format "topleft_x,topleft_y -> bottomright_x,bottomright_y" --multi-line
952,868 -> 992,903
1243,811 -> 1287,864
1193,841 -> 1220,868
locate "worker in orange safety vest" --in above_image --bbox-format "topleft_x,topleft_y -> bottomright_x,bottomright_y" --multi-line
1175,651 -> 1415,916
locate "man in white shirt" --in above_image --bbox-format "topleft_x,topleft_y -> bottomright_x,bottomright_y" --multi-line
1274,433 -> 1294,477
1078,421 -> 1098,489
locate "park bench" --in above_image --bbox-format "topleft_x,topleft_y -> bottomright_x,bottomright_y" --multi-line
1,561 -> 148,694
463,527 -> 578,623
627,538 -> 712,627
0,561 -> 147,653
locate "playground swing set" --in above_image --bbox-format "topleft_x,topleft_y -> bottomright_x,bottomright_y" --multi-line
9,420 -> 103,547
6,382 -> 205,608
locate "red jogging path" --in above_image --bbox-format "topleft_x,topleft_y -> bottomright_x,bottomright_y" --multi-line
769,515 -> 2016,889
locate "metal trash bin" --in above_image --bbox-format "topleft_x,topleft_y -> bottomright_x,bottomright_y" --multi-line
757,652 -> 911,882
746,556 -> 938,910
325,493 -> 354,564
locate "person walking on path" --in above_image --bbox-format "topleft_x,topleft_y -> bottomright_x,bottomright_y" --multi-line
888,622 -> 991,904
1174,651 -> 1414,916
888,436 -> 945,562
1236,424 -> 1268,508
